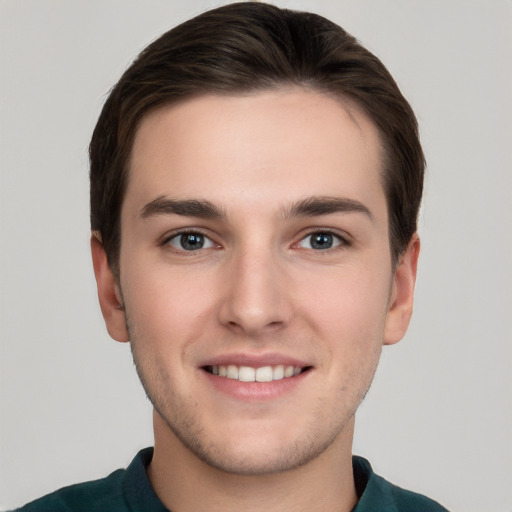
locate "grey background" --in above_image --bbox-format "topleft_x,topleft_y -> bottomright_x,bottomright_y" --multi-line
1,1 -> 511,510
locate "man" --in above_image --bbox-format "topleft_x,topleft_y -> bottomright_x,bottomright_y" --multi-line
15,2 -> 448,511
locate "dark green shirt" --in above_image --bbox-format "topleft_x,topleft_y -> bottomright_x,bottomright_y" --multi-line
12,448 -> 449,511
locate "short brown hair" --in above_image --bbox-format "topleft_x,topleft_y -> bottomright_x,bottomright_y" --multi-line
90,1 -> 424,274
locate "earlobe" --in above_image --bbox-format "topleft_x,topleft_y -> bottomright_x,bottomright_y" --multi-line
91,234 -> 130,343
383,234 -> 420,346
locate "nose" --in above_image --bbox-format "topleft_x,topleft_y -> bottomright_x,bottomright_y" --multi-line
218,245 -> 291,336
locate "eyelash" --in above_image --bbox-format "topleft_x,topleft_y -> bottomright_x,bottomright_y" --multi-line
160,229 -> 218,253
160,229 -> 351,254
296,229 -> 350,252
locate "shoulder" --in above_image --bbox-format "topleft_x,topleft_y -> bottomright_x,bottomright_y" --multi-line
10,448 -> 159,512
353,456 -> 450,512
389,485 -> 450,512
11,469 -> 126,512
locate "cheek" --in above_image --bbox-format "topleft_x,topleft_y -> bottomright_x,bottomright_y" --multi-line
301,264 -> 391,335
296,263 -> 390,386
120,262 -> 217,349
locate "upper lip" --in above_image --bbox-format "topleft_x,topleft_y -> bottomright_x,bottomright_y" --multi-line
199,352 -> 312,369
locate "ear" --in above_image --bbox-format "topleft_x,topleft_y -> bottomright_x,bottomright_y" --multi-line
383,234 -> 420,345
91,233 -> 130,342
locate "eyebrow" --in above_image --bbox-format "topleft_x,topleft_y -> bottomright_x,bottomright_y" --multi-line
284,196 -> 373,220
140,195 -> 372,221
141,196 -> 225,219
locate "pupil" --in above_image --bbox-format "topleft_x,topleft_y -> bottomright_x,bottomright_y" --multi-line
311,233 -> 332,249
181,233 -> 204,250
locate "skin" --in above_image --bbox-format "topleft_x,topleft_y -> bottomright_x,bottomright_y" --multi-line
92,88 -> 419,512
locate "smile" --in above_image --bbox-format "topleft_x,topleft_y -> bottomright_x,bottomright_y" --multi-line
204,365 -> 309,382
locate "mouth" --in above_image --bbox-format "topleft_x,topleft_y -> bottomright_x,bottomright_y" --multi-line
203,364 -> 312,383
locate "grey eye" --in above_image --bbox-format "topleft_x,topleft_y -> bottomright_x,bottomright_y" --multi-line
168,232 -> 215,251
298,232 -> 342,250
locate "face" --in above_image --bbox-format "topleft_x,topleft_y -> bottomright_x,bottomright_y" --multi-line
93,88 -> 418,475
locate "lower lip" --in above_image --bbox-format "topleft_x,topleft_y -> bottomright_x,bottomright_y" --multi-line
201,369 -> 311,402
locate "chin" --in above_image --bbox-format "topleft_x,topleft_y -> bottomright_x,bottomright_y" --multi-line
157,404 -> 349,476
177,433 -> 332,476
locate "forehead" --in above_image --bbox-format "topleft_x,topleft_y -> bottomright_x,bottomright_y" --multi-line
126,88 -> 386,219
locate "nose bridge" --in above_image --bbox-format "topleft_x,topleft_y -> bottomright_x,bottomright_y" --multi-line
219,238 -> 288,334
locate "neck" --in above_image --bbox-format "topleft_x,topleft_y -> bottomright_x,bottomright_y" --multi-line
148,411 -> 358,512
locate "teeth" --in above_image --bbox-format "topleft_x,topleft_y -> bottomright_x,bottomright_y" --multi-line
239,366 -> 255,382
209,364 -> 304,382
273,365 -> 284,380
227,365 -> 239,379
255,366 -> 273,382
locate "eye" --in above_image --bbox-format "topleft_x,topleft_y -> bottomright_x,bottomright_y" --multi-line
297,231 -> 344,250
166,232 -> 216,251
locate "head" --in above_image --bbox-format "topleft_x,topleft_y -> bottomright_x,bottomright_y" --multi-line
90,2 -> 423,478
90,1 -> 424,278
